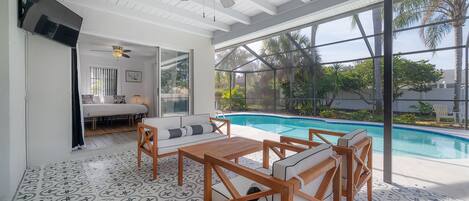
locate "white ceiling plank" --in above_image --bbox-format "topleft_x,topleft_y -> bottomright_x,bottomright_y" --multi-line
245,0 -> 277,15
61,0 -> 212,38
213,0 -> 381,48
189,0 -> 251,24
301,0 -> 321,3
134,0 -> 231,32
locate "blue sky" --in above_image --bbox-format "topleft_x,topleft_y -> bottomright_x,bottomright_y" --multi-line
247,9 -> 469,70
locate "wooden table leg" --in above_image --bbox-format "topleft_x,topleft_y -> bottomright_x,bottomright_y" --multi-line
234,157 -> 239,164
92,117 -> 97,130
178,150 -> 183,186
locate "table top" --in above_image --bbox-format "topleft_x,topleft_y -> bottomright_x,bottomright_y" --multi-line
178,137 -> 263,162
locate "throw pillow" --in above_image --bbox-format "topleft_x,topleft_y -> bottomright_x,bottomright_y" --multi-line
113,95 -> 126,104
185,123 -> 216,135
82,95 -> 94,104
150,128 -> 186,140
246,183 -> 268,201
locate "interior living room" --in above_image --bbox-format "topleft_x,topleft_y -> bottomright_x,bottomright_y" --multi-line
1,0 -> 469,201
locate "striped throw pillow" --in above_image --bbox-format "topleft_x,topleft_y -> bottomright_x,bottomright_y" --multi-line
185,123 -> 216,136
157,128 -> 186,140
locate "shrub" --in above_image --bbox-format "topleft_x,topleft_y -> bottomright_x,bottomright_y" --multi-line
394,114 -> 416,124
370,115 -> 384,122
350,110 -> 372,121
410,101 -> 433,115
220,86 -> 245,111
319,109 -> 336,118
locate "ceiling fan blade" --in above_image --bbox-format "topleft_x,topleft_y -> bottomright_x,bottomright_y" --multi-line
123,49 -> 131,53
122,54 -> 130,58
220,0 -> 235,8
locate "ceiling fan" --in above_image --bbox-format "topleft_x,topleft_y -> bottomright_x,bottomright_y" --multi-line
90,46 -> 132,59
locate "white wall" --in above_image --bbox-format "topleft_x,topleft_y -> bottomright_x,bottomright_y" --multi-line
0,0 -> 11,199
27,35 -> 72,166
0,0 -> 27,200
78,53 -> 154,104
26,3 -> 215,166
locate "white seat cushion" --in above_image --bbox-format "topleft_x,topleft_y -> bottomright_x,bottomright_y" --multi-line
156,133 -> 227,154
272,144 -> 334,201
212,167 -> 271,201
143,116 -> 181,130
337,129 -> 369,190
181,114 -> 211,126
337,129 -> 367,147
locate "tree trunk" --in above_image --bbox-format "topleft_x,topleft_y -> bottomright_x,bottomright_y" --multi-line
310,24 -> 318,115
288,43 -> 294,113
372,8 -> 383,114
453,24 -> 463,121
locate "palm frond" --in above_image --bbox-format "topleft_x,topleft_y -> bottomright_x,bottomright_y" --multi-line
421,0 -> 447,25
420,15 -> 451,49
393,0 -> 428,28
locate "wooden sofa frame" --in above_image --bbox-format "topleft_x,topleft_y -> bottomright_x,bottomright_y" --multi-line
204,139 -> 342,201
280,129 -> 373,201
137,117 -> 231,179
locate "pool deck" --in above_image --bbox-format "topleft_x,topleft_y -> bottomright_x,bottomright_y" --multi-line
230,124 -> 469,201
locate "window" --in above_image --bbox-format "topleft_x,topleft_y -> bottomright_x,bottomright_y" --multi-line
90,67 -> 118,96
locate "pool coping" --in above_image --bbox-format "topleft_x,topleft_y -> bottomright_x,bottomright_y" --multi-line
222,112 -> 469,141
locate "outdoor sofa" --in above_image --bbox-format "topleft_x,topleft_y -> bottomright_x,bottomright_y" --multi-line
137,114 -> 230,179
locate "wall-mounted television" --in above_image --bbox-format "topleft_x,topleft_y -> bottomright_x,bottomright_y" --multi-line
18,0 -> 83,47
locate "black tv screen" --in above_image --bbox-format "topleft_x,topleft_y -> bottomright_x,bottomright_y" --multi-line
18,0 -> 83,47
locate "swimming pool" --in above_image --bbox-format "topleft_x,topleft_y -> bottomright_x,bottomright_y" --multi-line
224,114 -> 469,159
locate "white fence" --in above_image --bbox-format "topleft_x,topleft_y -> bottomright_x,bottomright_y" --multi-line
331,88 -> 468,113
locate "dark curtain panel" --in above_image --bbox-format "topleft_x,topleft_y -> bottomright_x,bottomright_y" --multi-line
71,48 -> 84,148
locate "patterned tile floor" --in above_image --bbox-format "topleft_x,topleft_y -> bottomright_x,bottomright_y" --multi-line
15,150 -> 461,201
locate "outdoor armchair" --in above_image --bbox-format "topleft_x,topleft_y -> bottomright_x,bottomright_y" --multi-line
280,129 -> 373,201
204,139 -> 342,201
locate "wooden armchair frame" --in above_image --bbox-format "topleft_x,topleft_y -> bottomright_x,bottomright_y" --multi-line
137,117 -> 231,179
204,140 -> 342,201
280,129 -> 372,201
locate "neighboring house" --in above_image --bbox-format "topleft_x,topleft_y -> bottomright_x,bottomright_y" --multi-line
435,69 -> 468,88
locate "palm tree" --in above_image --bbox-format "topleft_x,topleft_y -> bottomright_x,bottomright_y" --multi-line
261,32 -> 310,112
394,0 -> 468,120
261,30 -> 321,114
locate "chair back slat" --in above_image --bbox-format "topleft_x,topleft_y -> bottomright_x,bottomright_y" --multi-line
433,104 -> 449,116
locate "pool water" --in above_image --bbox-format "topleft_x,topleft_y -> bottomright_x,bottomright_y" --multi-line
225,114 -> 469,159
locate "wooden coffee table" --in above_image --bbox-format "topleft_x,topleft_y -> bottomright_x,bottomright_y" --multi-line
178,137 -> 262,186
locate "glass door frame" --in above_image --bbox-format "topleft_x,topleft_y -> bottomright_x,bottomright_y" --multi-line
156,46 -> 194,117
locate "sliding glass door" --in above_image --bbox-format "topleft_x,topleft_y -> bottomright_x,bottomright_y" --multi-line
159,48 -> 191,117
